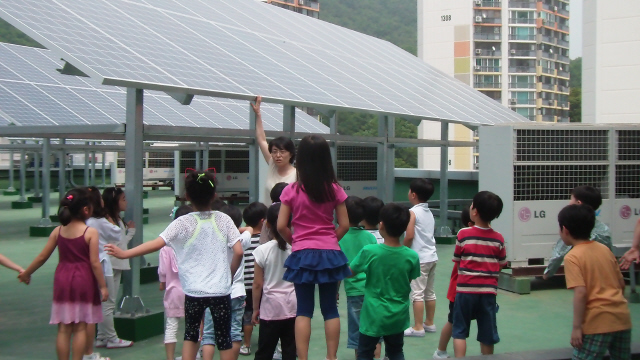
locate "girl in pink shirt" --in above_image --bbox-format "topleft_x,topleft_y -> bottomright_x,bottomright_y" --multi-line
158,205 -> 189,360
277,135 -> 350,360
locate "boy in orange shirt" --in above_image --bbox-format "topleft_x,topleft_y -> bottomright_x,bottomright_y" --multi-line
559,204 -> 632,359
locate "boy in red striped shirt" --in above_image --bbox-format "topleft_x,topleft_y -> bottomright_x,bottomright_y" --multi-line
451,191 -> 507,358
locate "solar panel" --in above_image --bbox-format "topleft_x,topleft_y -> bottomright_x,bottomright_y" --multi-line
0,42 -> 327,133
0,0 -> 529,125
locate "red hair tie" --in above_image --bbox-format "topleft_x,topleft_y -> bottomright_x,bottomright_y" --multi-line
66,195 -> 73,200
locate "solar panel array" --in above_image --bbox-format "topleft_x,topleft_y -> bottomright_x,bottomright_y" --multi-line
0,42 -> 328,133
0,0 -> 529,126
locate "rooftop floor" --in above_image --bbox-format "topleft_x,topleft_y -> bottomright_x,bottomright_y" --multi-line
1,190 -> 638,360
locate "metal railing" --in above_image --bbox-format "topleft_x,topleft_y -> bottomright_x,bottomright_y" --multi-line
474,33 -> 502,40
541,115 -> 556,122
557,39 -> 569,48
509,50 -> 536,57
509,34 -> 536,41
475,49 -> 502,56
509,82 -> 536,89
558,85 -> 570,93
541,83 -> 555,90
509,18 -> 536,24
558,71 -> 570,78
557,55 -> 570,63
511,98 -> 537,105
474,0 -> 501,7
509,1 -> 536,8
474,66 -> 502,72
558,23 -> 569,31
539,34 -> 555,44
541,67 -> 555,74
509,66 -> 536,73
558,8 -> 569,16
474,82 -> 501,89
558,102 -> 569,108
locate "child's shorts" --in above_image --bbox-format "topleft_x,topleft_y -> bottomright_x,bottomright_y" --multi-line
573,329 -> 631,360
447,301 -> 455,324
243,290 -> 253,326
202,296 -> 245,345
347,295 -> 382,350
184,295 -> 232,349
410,261 -> 437,302
451,293 -> 500,346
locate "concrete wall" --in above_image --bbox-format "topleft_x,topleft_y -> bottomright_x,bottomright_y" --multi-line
583,0 -> 640,124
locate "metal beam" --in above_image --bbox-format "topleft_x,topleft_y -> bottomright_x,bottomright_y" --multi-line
385,117 -> 396,203
7,145 -> 15,191
58,139 -> 66,202
33,148 -> 40,197
166,92 -> 194,105
439,123 -> 450,234
248,104 -> 260,203
19,146 -> 27,202
0,124 -> 125,137
40,139 -> 51,225
90,143 -> 96,186
329,113 -> 338,174
202,142 -> 209,170
377,115 -> 387,201
174,150 -> 181,199
119,88 -> 146,315
84,143 -> 89,186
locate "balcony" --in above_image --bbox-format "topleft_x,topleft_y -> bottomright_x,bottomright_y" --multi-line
475,49 -> 502,57
558,117 -> 570,122
557,39 -> 569,48
557,55 -> 570,63
509,66 -> 536,73
557,71 -> 570,78
541,83 -> 555,91
558,23 -> 569,31
541,3 -> 554,11
539,51 -> 556,60
558,102 -> 570,109
474,82 -> 501,89
538,34 -> 556,44
509,1 -> 536,8
474,0 -> 501,8
474,33 -> 502,40
541,67 -> 555,74
509,34 -> 536,41
509,49 -> 536,57
509,18 -> 536,24
558,85 -> 570,93
509,82 -> 536,89
541,115 -> 556,122
558,8 -> 569,16
510,98 -> 536,105
474,66 -> 502,72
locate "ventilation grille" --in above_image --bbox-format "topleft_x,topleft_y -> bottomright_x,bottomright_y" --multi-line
515,129 -> 609,162
514,164 -> 609,201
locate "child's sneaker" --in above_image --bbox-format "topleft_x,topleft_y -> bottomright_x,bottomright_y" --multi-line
94,339 -> 108,348
273,344 -> 282,359
106,338 -> 133,348
433,349 -> 450,358
239,345 -> 251,356
403,327 -> 425,337
423,323 -> 437,333
82,353 -> 110,360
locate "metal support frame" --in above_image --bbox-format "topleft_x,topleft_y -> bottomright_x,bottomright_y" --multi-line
90,143 -> 96,186
439,123 -> 450,234
329,113 -> 338,173
377,115 -> 388,201
40,139 -> 51,225
19,146 -> 27,202
33,148 -> 40,197
101,151 -> 106,187
58,139 -> 66,201
195,142 -> 201,170
203,142 -> 210,170
84,143 -> 89,186
248,105 -> 260,203
7,145 -> 15,191
283,105 -> 296,140
174,150 -> 181,199
119,88 -> 146,315
385,117 -> 395,203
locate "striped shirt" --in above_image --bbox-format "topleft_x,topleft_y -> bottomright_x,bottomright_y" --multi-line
243,234 -> 261,289
453,226 -> 507,295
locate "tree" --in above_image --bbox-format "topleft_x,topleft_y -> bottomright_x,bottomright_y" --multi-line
569,57 -> 582,88
569,87 -> 581,122
0,18 -> 42,48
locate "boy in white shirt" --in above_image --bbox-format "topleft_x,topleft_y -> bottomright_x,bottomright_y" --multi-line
403,178 -> 438,337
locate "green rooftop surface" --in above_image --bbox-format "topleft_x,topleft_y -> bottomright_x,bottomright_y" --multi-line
1,190 -> 638,360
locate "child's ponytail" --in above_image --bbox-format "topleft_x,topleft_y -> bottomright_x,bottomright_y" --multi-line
267,203 -> 290,251
58,188 -> 92,226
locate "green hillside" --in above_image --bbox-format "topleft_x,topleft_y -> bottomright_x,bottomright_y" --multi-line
0,18 -> 42,48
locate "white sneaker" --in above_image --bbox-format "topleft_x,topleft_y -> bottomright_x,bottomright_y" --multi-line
403,327 -> 425,337
433,349 -> 450,358
106,338 -> 133,348
423,323 -> 437,333
240,345 -> 251,356
82,353 -> 110,360
273,346 -> 282,359
94,339 -> 108,348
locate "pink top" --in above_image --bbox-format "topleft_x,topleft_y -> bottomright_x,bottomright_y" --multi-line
158,247 -> 185,318
280,182 -> 348,252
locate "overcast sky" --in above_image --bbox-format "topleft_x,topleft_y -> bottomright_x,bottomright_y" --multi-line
570,0 -> 582,59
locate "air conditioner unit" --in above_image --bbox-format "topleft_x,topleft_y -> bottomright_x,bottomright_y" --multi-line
479,124 -> 640,269
476,49 -> 483,55
474,65 -> 481,70
475,0 -> 482,5
509,99 -> 517,105
494,27 -> 500,33
554,6 -> 558,11
475,16 -> 483,22
510,49 -> 516,54
548,100 -> 554,105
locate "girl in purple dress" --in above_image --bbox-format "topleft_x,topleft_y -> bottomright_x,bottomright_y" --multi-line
19,188 -> 108,360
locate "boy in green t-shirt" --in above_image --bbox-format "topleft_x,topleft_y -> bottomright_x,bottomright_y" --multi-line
339,196 -> 379,358
350,203 -> 421,360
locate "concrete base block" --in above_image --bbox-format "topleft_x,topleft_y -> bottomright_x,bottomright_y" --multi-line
498,272 -> 531,294
140,265 -> 159,284
142,216 -> 149,225
435,236 -> 456,245
49,215 -> 59,223
114,310 -> 164,342
143,208 -> 149,215
142,191 -> 148,199
27,196 -> 42,203
30,225 -> 58,237
11,201 -> 33,209
3,190 -> 19,196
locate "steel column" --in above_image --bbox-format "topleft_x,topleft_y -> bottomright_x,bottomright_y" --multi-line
33,148 -> 40,197
203,143 -> 209,170
248,105 -> 260,203
439,123 -> 450,232
58,139 -> 66,201
19,146 -> 27,201
174,150 -> 181,199
283,105 -> 296,140
84,143 -> 89,186
7,146 -> 15,191
119,88 -> 145,314
195,142 -> 201,170
329,113 -> 338,174
90,144 -> 96,186
385,117 -> 395,203
377,115 -> 388,201
40,139 -> 51,224
101,151 -> 106,187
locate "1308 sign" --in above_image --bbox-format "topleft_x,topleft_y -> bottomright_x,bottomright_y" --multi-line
441,15 -> 452,21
